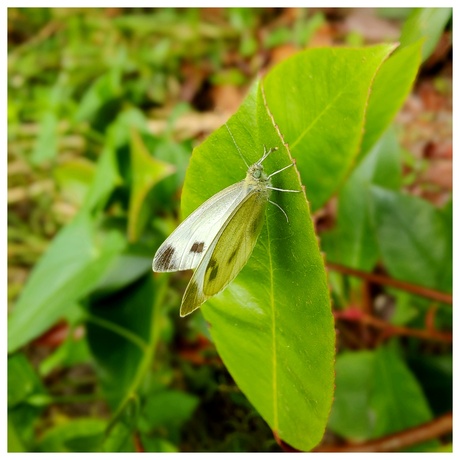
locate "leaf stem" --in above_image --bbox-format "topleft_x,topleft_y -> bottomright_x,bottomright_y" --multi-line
315,412 -> 452,452
334,308 -> 452,343
327,262 -> 452,305
85,313 -> 149,353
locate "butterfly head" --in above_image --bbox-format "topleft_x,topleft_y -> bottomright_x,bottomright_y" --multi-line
246,162 -> 271,192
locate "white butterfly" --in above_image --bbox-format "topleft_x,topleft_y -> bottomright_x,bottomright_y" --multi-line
152,124 -> 299,316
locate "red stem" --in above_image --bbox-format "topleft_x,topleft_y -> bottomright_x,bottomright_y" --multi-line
327,262 -> 452,305
315,412 -> 452,452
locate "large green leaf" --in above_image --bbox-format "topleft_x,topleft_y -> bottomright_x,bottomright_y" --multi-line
181,79 -> 334,451
8,213 -> 126,352
329,345 -> 434,445
370,187 -> 452,293
262,44 -> 396,211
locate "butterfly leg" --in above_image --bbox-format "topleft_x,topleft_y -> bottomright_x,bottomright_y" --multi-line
268,199 -> 289,222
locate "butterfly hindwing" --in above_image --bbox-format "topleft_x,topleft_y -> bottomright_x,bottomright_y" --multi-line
152,182 -> 247,272
204,192 -> 267,296
179,191 -> 267,316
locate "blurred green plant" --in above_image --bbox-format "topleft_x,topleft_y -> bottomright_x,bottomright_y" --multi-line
8,7 -> 452,453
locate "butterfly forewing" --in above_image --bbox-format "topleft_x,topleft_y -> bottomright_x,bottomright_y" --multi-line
152,182 -> 247,272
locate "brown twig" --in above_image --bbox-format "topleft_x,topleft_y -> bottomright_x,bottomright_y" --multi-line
327,262 -> 452,305
335,309 -> 452,343
315,412 -> 452,452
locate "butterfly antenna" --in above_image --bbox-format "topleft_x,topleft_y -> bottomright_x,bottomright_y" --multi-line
258,145 -> 278,165
225,123 -> 249,168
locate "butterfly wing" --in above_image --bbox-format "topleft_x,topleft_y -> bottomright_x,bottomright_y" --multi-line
180,191 -> 267,316
152,181 -> 247,272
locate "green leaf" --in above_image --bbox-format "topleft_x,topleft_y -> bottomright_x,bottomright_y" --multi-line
128,130 -> 175,242
93,252 -> 152,294
408,353 -> 452,416
400,8 -> 452,62
329,345 -> 433,444
263,44 -> 396,211
8,354 -> 44,407
80,142 -> 122,214
138,390 -> 199,443
323,127 -> 402,271
37,418 -> 107,452
328,350 -> 375,440
359,41 -> 422,158
38,335 -> 92,377
8,354 -> 45,450
74,71 -> 122,123
370,187 -> 452,293
81,109 -> 148,215
103,397 -> 138,452
8,213 -> 126,352
181,80 -> 334,451
86,276 -> 155,407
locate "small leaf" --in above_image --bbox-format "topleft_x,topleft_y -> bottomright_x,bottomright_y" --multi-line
81,109 -> 148,214
74,71 -> 122,123
407,353 -> 452,416
329,345 -> 434,443
8,354 -> 44,407
128,130 -> 175,242
370,187 -> 452,293
359,41 -> 422,158
400,8 -> 452,62
323,127 -> 402,271
103,397 -> 138,452
38,335 -> 92,377
138,389 -> 199,443
37,418 -> 107,452
8,354 -> 45,450
93,252 -> 152,294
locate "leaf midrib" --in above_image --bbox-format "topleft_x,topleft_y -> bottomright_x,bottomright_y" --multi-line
265,212 -> 279,431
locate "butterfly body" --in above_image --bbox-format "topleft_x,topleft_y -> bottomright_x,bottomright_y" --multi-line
153,144 -> 298,316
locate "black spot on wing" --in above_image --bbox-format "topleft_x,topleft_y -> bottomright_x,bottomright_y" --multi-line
190,241 -> 205,253
207,258 -> 219,282
157,245 -> 175,269
227,249 -> 238,265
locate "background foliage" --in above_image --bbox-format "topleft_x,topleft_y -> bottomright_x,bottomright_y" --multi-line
8,7 -> 452,452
